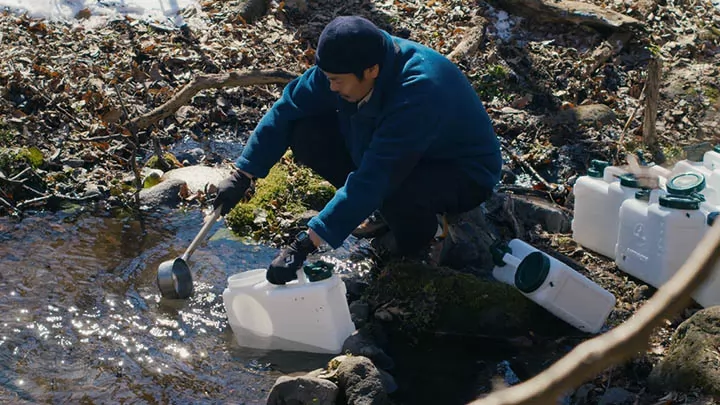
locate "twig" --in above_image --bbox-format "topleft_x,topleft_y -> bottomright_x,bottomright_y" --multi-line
129,69 -> 297,130
0,195 -> 18,214
468,217 -> 720,405
0,173 -> 24,186
447,15 -> 488,63
78,134 -> 126,142
15,195 -> 52,209
9,167 -> 32,182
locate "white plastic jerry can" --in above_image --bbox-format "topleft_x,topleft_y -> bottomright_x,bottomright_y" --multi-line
222,263 -> 356,354
572,160 -> 623,258
492,239 -> 616,334
614,188 -> 666,287
573,169 -> 645,259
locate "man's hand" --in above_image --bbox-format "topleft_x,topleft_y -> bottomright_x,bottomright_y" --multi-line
267,231 -> 318,285
213,169 -> 253,216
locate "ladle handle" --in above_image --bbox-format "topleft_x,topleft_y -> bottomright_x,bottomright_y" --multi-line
181,206 -> 222,261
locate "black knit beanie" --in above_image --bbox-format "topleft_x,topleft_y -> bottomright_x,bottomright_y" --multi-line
315,16 -> 386,74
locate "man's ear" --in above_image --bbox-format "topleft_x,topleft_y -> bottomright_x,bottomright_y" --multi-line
365,64 -> 380,80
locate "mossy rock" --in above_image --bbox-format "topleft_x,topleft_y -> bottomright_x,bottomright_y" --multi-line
224,152 -> 336,241
145,153 -> 183,170
648,306 -> 720,395
365,262 -> 565,342
0,146 -> 44,172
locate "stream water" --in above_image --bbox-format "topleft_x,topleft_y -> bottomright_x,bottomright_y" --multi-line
0,205 -> 566,404
0,207 -> 343,404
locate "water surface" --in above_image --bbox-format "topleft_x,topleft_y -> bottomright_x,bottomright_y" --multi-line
0,208 -> 336,404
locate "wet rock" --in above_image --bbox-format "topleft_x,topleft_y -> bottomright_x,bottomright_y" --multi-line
349,301 -> 370,328
341,329 -> 395,370
161,165 -> 233,194
335,356 -> 389,405
444,204 -> 500,269
266,375 -> 338,405
486,192 -> 572,234
648,306 -> 720,395
598,387 -> 635,405
445,192 -> 571,269
139,178 -> 186,208
174,147 -> 205,165
342,275 -> 370,300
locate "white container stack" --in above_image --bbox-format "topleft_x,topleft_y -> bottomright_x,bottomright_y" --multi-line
492,238 -> 616,334
571,149 -> 720,309
222,266 -> 355,354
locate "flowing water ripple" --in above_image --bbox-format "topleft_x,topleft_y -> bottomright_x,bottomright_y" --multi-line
0,209 -> 303,404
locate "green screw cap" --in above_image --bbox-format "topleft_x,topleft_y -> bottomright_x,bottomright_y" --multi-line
619,174 -> 641,188
667,172 -> 706,195
515,252 -> 550,294
658,195 -> 701,210
303,260 -> 334,282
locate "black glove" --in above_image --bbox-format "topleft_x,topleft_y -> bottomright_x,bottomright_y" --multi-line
267,231 -> 317,285
214,169 -> 253,216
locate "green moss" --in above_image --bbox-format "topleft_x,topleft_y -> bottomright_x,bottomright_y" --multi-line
0,146 -> 44,172
661,144 -> 684,161
470,64 -> 513,103
225,203 -> 264,236
145,153 -> 182,170
224,152 -> 337,240
704,85 -> 720,103
365,262 -> 549,342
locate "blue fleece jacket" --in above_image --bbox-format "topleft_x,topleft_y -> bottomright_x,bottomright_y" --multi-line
235,31 -> 502,249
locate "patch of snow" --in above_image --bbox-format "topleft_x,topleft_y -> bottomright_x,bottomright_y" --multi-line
0,0 -> 201,27
487,7 -> 519,42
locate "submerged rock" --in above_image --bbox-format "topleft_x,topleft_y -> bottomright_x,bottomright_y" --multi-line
139,178 -> 185,208
266,375 -> 338,405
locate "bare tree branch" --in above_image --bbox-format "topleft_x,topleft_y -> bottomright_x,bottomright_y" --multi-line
129,69 -> 298,131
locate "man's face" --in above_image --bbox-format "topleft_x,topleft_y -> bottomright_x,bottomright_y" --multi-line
323,65 -> 379,103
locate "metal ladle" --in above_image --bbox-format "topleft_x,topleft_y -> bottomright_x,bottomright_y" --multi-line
157,206 -> 222,299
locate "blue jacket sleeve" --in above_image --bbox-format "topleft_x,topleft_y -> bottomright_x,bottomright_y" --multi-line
235,67 -> 335,178
308,94 -> 441,248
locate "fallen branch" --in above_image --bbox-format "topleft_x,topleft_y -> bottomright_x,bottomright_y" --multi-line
448,16 -> 488,63
489,0 -> 642,31
129,69 -> 298,131
583,31 -> 632,78
469,216 -> 720,404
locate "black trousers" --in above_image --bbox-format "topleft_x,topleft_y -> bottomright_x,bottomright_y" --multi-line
289,114 -> 493,255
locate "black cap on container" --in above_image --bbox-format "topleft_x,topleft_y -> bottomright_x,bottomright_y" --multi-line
619,174 -> 642,188
658,194 -> 701,210
514,252 -> 550,293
